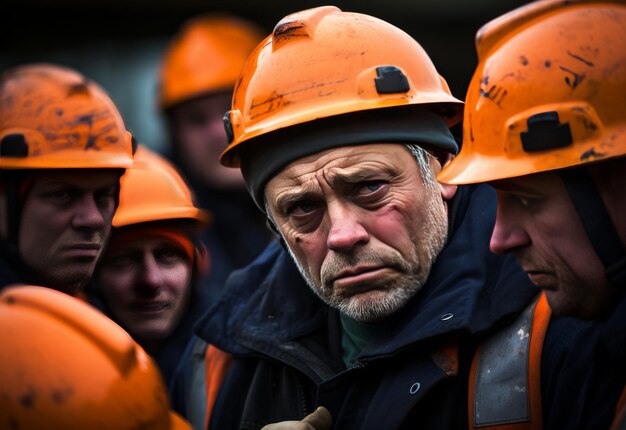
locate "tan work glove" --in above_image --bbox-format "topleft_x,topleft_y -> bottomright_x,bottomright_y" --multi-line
260,406 -> 332,430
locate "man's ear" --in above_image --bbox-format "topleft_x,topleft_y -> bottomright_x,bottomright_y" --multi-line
433,153 -> 458,201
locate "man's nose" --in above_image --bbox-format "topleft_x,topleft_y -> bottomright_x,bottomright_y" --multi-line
138,254 -> 163,291
489,196 -> 531,255
326,202 -> 369,253
73,196 -> 106,230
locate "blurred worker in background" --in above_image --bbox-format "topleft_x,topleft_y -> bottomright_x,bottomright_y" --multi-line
0,63 -> 134,296
0,284 -> 191,429
90,145 -> 210,387
438,0 -> 626,426
158,14 -> 271,301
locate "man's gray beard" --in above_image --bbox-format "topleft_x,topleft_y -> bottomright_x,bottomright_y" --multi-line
283,237 -> 444,323
333,271 -> 425,322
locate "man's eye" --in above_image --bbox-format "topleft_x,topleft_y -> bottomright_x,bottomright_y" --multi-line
96,187 -> 119,207
510,193 -> 541,210
155,248 -> 186,264
43,189 -> 73,204
513,194 -> 532,207
99,186 -> 118,199
289,201 -> 318,217
357,181 -> 385,196
104,254 -> 135,268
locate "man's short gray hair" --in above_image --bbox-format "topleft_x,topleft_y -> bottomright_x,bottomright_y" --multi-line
405,144 -> 438,192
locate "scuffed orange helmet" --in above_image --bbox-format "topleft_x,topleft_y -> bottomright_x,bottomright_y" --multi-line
438,0 -> 626,185
0,285 -> 191,430
113,145 -> 210,228
220,6 -> 463,206
0,63 -> 134,170
112,145 -> 210,275
158,14 -> 264,109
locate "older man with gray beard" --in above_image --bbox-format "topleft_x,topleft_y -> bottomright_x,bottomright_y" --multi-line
265,143 -> 449,324
169,6 -> 617,430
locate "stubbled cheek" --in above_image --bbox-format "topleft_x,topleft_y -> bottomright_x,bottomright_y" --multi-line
386,192 -> 417,209
373,201 -> 407,220
291,233 -> 315,251
289,234 -> 322,265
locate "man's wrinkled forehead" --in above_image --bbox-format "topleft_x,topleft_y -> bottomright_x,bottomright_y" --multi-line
265,143 -> 416,207
265,145 -> 363,202
238,106 -> 457,210
271,143 -> 411,181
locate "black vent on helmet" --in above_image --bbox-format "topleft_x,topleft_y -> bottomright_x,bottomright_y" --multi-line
375,66 -> 410,94
521,111 -> 573,152
0,134 -> 29,158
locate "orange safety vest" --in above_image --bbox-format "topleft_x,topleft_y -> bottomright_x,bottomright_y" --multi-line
203,345 -> 233,429
469,293 -> 551,430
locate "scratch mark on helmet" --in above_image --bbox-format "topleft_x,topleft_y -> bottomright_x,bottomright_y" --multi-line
567,51 -> 594,67
559,66 -> 585,89
580,147 -> 605,161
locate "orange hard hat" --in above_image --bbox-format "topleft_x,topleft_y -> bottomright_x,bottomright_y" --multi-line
113,145 -> 210,228
158,14 -> 265,109
0,285 -> 191,430
221,5 -> 463,166
220,6 -> 463,205
438,0 -> 626,185
0,63 -> 134,170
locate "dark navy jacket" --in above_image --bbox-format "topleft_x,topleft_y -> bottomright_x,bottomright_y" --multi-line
172,184 -> 625,429
0,240 -> 33,289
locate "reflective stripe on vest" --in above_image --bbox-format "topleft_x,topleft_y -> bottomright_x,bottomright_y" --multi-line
469,293 -> 551,429
204,345 -> 233,430
188,339 -> 209,430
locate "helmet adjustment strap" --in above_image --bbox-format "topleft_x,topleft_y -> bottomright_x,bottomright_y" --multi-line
560,167 -> 626,286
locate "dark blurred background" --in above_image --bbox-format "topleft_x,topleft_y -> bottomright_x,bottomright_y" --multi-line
1,0 -> 532,152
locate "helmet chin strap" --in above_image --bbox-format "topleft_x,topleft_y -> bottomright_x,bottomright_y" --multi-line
560,167 -> 626,287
